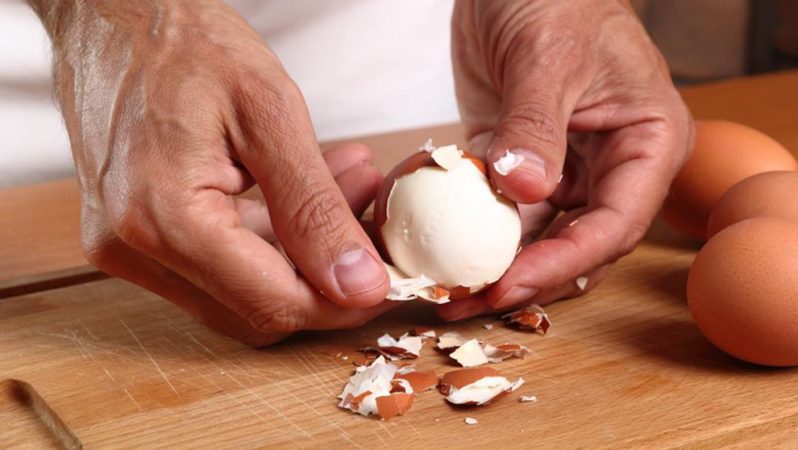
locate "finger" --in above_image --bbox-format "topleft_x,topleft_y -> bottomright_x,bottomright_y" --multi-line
322,142 -> 374,175
484,55 -> 582,204
335,165 -> 383,219
234,163 -> 383,242
487,123 -> 679,309
84,235 -> 280,346
518,201 -> 557,240
232,78 -> 388,308
107,187 -> 400,338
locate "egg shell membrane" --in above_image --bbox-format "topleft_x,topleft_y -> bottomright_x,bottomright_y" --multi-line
373,150 -> 495,300
439,367 -> 501,392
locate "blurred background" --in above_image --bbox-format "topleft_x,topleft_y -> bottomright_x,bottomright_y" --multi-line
631,0 -> 798,83
1,0 -> 797,188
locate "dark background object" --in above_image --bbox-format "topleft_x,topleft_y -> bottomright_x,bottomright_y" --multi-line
632,0 -> 798,84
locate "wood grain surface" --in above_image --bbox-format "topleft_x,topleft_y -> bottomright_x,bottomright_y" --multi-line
2,70 -> 798,448
1,228 -> 796,448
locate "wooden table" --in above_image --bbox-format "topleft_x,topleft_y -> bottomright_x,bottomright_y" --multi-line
2,70 -> 797,448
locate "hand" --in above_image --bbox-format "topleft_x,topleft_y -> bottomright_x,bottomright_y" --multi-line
31,0 -> 391,345
440,0 -> 693,320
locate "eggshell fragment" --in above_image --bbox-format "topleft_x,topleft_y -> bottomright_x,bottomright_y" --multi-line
360,333 -> 424,361
430,145 -> 464,170
493,150 -> 525,176
376,393 -> 415,421
384,263 -> 449,304
502,304 -> 551,335
482,343 -> 531,363
449,339 -> 490,368
464,417 -> 478,425
440,367 -> 500,389
338,356 -> 398,416
439,367 -> 524,406
408,327 -> 437,340
395,369 -> 439,393
437,331 -> 469,351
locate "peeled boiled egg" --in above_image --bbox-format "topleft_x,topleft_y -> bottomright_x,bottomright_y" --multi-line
687,217 -> 798,366
707,171 -> 798,238
661,120 -> 798,239
374,144 -> 521,300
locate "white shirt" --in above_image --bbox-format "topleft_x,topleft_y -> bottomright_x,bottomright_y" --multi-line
0,0 -> 458,188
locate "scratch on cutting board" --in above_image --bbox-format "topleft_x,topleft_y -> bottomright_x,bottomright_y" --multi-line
102,367 -> 117,384
226,389 -> 311,439
269,374 -> 363,447
123,387 -> 144,412
188,351 -> 311,438
120,318 -> 178,395
185,332 -> 214,355
290,345 -> 335,396
76,318 -> 99,341
69,329 -> 95,361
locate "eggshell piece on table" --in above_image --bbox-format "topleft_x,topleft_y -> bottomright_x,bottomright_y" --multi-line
394,369 -> 438,393
687,218 -> 798,366
707,171 -> 798,238
660,120 -> 798,239
376,393 -> 415,421
439,367 -> 524,406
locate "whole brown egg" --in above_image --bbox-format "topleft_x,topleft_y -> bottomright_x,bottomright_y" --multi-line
687,218 -> 798,366
661,120 -> 798,239
707,171 -> 798,238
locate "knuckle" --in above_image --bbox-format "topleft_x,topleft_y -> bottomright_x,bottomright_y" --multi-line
499,101 -> 563,148
81,233 -> 115,271
80,209 -> 119,271
107,200 -> 151,251
614,218 -> 648,259
246,302 -> 308,335
284,186 -> 348,242
241,75 -> 303,125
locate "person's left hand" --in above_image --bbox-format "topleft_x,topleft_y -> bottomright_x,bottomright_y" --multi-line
439,0 -> 694,320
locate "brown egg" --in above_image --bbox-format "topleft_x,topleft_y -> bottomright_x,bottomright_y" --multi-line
687,218 -> 798,366
707,171 -> 798,238
661,120 -> 798,239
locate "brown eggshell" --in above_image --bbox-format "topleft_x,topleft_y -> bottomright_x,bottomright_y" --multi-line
660,120 -> 798,239
687,218 -> 798,366
373,149 -> 489,300
395,370 -> 438,393
376,393 -> 415,420
707,171 -> 798,238
439,367 -> 500,393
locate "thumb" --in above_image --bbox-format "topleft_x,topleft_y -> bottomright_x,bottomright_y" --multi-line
234,78 -> 389,308
486,72 -> 572,204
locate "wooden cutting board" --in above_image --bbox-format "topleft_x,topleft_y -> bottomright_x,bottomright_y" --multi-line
3,71 -> 798,448
3,226 -> 798,448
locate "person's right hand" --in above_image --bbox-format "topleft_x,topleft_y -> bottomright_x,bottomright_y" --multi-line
35,0 -> 392,346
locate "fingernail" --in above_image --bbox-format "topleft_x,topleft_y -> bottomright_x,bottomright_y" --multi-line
493,148 -> 547,181
333,247 -> 386,297
492,286 -> 539,309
